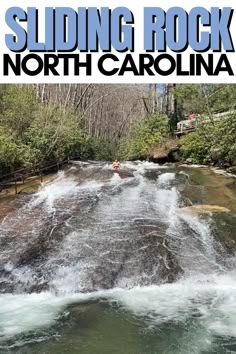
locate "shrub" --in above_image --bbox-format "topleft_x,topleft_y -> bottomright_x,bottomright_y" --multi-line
180,116 -> 236,165
24,105 -> 83,165
118,113 -> 169,160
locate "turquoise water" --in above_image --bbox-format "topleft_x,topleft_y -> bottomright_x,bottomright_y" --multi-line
2,296 -> 236,354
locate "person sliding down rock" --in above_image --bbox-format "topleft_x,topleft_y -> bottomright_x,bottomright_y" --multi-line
112,160 -> 120,170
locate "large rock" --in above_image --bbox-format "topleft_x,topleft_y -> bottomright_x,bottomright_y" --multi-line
178,204 -> 230,216
227,166 -> 236,175
148,139 -> 180,164
152,151 -> 169,163
168,146 -> 181,162
185,158 -> 193,165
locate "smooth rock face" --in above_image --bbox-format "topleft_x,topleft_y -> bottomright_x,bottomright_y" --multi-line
1,162 -> 236,354
0,163 -> 185,294
148,141 -> 180,164
178,204 -> 231,216
0,163 -> 234,296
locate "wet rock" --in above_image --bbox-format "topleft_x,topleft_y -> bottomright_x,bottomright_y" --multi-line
178,204 -> 230,216
114,169 -> 135,178
227,166 -> 236,175
3,161 -> 235,298
17,191 -> 35,195
147,139 -> 179,164
149,152 -> 169,164
168,146 -> 181,162
218,161 -> 231,169
185,158 -> 193,164
143,170 -> 162,180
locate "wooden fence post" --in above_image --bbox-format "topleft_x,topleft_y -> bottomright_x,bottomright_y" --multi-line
14,180 -> 17,195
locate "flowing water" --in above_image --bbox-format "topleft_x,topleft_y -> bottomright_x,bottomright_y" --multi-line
0,161 -> 236,354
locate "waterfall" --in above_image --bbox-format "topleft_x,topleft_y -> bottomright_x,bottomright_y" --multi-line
0,161 -> 236,352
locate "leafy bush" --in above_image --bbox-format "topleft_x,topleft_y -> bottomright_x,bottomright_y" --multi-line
81,137 -> 116,161
118,113 -> 169,160
24,105 -> 84,165
0,126 -> 37,174
180,116 -> 236,165
0,85 -> 37,137
179,130 -> 212,164
0,84 -> 119,179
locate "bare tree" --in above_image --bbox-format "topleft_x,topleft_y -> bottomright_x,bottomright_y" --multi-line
34,84 -> 149,142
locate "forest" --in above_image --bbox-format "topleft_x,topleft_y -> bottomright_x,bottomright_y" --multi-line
0,83 -> 236,176
1,84 -> 236,354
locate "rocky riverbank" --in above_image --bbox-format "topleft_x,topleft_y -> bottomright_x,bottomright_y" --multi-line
147,139 -> 236,176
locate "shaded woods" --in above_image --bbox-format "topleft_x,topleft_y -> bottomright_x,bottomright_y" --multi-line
0,83 -> 236,177
0,84 -> 148,175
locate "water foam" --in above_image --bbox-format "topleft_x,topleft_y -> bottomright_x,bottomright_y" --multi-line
1,270 -> 236,344
0,161 -> 235,350
158,172 -> 176,187
31,172 -> 104,212
0,292 -> 69,340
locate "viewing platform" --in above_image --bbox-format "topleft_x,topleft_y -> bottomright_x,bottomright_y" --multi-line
174,111 -> 234,137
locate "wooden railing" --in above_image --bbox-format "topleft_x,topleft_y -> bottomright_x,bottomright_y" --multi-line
0,157 -> 79,194
174,111 -> 234,137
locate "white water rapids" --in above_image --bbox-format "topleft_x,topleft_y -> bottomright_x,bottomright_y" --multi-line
0,161 -> 236,353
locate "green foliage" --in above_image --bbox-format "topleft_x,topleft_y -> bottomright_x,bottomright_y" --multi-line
174,84 -> 236,166
0,85 -> 116,178
175,84 -> 236,120
0,85 -> 37,137
0,125 -> 36,174
179,130 -> 212,164
174,85 -> 205,117
24,105 -> 83,164
81,137 -> 116,161
0,83 -> 235,178
180,116 -> 236,165
0,126 -> 20,173
118,113 -> 169,160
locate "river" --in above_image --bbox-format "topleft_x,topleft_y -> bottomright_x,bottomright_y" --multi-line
0,161 -> 236,354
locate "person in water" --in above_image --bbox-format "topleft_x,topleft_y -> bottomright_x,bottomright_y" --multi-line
112,160 -> 120,170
